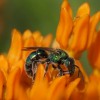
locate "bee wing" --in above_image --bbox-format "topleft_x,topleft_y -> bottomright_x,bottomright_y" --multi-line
22,47 -> 55,52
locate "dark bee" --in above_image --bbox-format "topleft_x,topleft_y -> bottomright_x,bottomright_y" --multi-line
23,47 -> 81,80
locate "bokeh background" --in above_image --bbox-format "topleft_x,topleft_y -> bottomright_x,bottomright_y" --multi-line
0,0 -> 100,75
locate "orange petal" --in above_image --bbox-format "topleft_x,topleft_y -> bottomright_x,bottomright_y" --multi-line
30,64 -> 48,100
84,80 -> 99,100
6,67 -> 28,100
88,31 -> 100,70
61,0 -> 72,17
0,55 -> 8,73
90,70 -> 100,83
65,78 -> 80,100
47,75 -> 69,100
8,59 -> 32,100
10,59 -> 24,79
33,64 -> 45,85
22,30 -> 33,41
10,59 -> 24,72
77,3 -> 90,17
0,70 -> 5,100
17,60 -> 32,88
71,60 -> 89,93
10,60 -> 32,93
88,12 -> 100,48
75,60 -> 89,83
42,34 -> 52,47
7,29 -> 22,66
22,36 -> 35,60
52,39 -> 60,48
6,67 -> 21,100
70,87 -> 85,100
70,14 -> 89,54
56,0 -> 73,49
85,70 -> 100,100
30,81 -> 48,100
0,55 -> 8,81
33,31 -> 43,46
32,31 -> 41,39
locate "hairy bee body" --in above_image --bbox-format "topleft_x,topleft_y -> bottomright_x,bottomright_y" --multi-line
23,47 -> 80,80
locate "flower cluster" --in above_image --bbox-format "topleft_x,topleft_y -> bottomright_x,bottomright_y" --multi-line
0,0 -> 100,100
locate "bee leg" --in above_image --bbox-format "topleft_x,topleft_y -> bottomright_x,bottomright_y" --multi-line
74,65 -> 84,81
45,62 -> 50,72
62,70 -> 71,75
57,65 -> 63,76
52,64 -> 57,69
74,65 -> 81,77
74,65 -> 85,82
32,61 -> 37,80
32,60 -> 46,80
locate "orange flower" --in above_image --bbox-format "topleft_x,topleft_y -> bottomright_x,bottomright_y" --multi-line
88,31 -> 100,70
87,12 -> 100,70
0,28 -> 86,100
0,0 -> 100,100
84,70 -> 100,100
56,0 -> 90,58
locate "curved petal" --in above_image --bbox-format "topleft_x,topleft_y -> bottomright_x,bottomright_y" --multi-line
90,70 -> 100,83
6,67 -> 28,100
22,30 -> 33,41
70,60 -> 89,94
56,0 -> 73,49
47,75 -> 69,100
70,87 -> 85,100
65,78 -> 80,100
88,12 -> 100,48
61,0 -> 72,17
33,31 -> 43,46
10,59 -> 32,89
34,64 -> 45,83
75,60 -> 89,83
0,70 -> 5,100
30,64 -> 48,100
7,29 -> 22,66
68,3 -> 90,57
84,80 -> 99,100
10,59 -> 24,72
76,3 -> 90,17
70,14 -> 89,56
83,70 -> 100,100
6,67 -> 20,100
22,36 -> 35,60
0,55 -> 8,79
88,31 -> 100,70
42,34 -> 53,47
52,39 -> 60,48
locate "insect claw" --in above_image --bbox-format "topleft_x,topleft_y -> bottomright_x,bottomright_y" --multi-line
74,65 -> 84,81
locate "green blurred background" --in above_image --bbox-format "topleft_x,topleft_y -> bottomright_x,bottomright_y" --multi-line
0,0 -> 100,75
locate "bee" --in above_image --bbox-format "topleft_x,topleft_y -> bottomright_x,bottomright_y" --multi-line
22,47 -> 81,80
